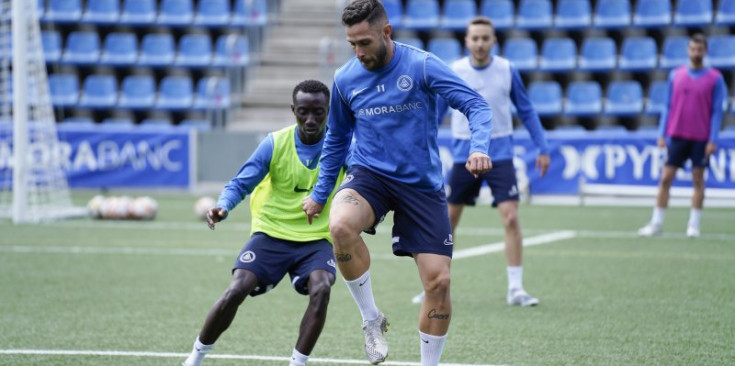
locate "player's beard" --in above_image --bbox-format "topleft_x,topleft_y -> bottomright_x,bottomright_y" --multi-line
362,39 -> 388,70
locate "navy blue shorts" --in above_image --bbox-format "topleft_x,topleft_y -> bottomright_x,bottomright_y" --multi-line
446,160 -> 519,207
232,232 -> 336,296
337,166 -> 453,258
667,137 -> 709,168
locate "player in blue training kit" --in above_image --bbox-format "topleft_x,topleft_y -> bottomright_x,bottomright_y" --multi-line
411,16 -> 550,308
302,1 -> 493,365
183,80 -> 341,366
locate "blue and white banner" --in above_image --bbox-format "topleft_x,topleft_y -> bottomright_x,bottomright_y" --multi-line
55,126 -> 192,188
437,129 -> 735,195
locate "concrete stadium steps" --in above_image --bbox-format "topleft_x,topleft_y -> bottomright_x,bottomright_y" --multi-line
230,0 -> 339,130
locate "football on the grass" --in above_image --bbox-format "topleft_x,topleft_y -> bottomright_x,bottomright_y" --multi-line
194,196 -> 216,220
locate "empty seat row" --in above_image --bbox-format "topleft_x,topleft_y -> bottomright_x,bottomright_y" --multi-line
385,0 -> 735,31
48,74 -> 231,110
60,116 -> 213,131
38,0 -> 267,27
527,79 -> 731,117
397,34 -> 735,70
42,31 -> 249,67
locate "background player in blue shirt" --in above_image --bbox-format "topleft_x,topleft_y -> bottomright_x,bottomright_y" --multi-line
183,80 -> 338,366
413,16 -> 550,308
302,1 -> 493,365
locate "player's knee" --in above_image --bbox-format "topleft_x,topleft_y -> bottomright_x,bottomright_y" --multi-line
424,271 -> 451,296
503,210 -> 519,229
220,286 -> 248,307
329,218 -> 358,244
308,280 -> 332,307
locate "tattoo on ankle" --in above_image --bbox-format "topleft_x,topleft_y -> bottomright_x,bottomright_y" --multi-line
427,309 -> 449,320
335,253 -> 352,262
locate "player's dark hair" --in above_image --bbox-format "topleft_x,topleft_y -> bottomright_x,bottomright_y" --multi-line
292,79 -> 330,103
468,16 -> 494,28
342,0 -> 388,27
690,33 -> 707,49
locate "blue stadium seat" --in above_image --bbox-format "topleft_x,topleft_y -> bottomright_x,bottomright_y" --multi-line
604,81 -> 643,116
579,37 -> 616,71
618,37 -> 657,71
80,74 -> 117,108
528,81 -> 562,116
101,118 -> 135,127
118,75 -> 156,109
502,38 -> 537,71
176,34 -> 212,67
403,0 -> 440,31
593,0 -> 631,28
428,38 -> 462,64
48,74 -> 79,107
539,37 -> 577,72
158,0 -> 194,26
44,0 -> 82,22
213,34 -> 249,67
383,0 -> 404,28
41,30 -> 62,62
101,32 -> 138,65
516,0 -> 553,30
156,76 -> 193,109
245,0 -> 268,27
645,80 -> 668,115
62,117 -> 95,126
194,77 -> 230,109
565,81 -> 602,116
36,0 -> 45,17
82,0 -> 119,23
139,33 -> 175,66
633,0 -> 671,27
120,0 -> 156,24
555,0 -> 591,29
62,31 -> 100,64
140,118 -> 174,129
715,0 -> 735,25
674,0 -> 712,27
441,0 -> 477,31
195,0 -> 231,26
707,35 -> 735,69
395,36 -> 425,50
660,36 -> 689,69
480,0 -> 514,29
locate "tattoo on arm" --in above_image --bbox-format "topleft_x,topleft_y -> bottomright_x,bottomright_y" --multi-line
338,194 -> 360,205
427,309 -> 450,320
335,252 -> 352,262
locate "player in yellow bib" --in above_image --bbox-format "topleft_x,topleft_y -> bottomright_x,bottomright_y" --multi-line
183,80 -> 343,366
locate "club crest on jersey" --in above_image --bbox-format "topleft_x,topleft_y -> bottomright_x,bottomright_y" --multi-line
397,75 -> 413,92
239,251 -> 256,263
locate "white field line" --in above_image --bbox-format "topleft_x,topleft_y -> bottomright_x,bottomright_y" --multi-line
0,348 -> 506,366
452,230 -> 577,259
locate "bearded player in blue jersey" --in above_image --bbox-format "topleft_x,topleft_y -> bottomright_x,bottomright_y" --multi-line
302,1 -> 493,365
412,16 -> 550,308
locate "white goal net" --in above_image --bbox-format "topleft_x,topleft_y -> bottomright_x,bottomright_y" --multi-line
0,0 -> 86,223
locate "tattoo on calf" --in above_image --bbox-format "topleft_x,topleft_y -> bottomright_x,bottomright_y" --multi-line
335,253 -> 352,262
427,309 -> 450,320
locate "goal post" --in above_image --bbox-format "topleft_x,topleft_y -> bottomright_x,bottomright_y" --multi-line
0,0 -> 86,223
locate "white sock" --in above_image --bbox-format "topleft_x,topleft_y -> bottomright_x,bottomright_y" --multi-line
507,266 -> 523,292
688,208 -> 702,229
419,331 -> 447,366
183,337 -> 213,366
651,207 -> 666,226
344,270 -> 379,322
289,348 -> 309,366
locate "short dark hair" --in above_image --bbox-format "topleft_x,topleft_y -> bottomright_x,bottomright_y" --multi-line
468,16 -> 494,28
292,79 -> 330,103
690,33 -> 708,49
342,0 -> 387,27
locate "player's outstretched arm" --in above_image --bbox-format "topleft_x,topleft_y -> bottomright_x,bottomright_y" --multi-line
206,207 -> 229,230
466,151 -> 493,177
302,197 -> 324,225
